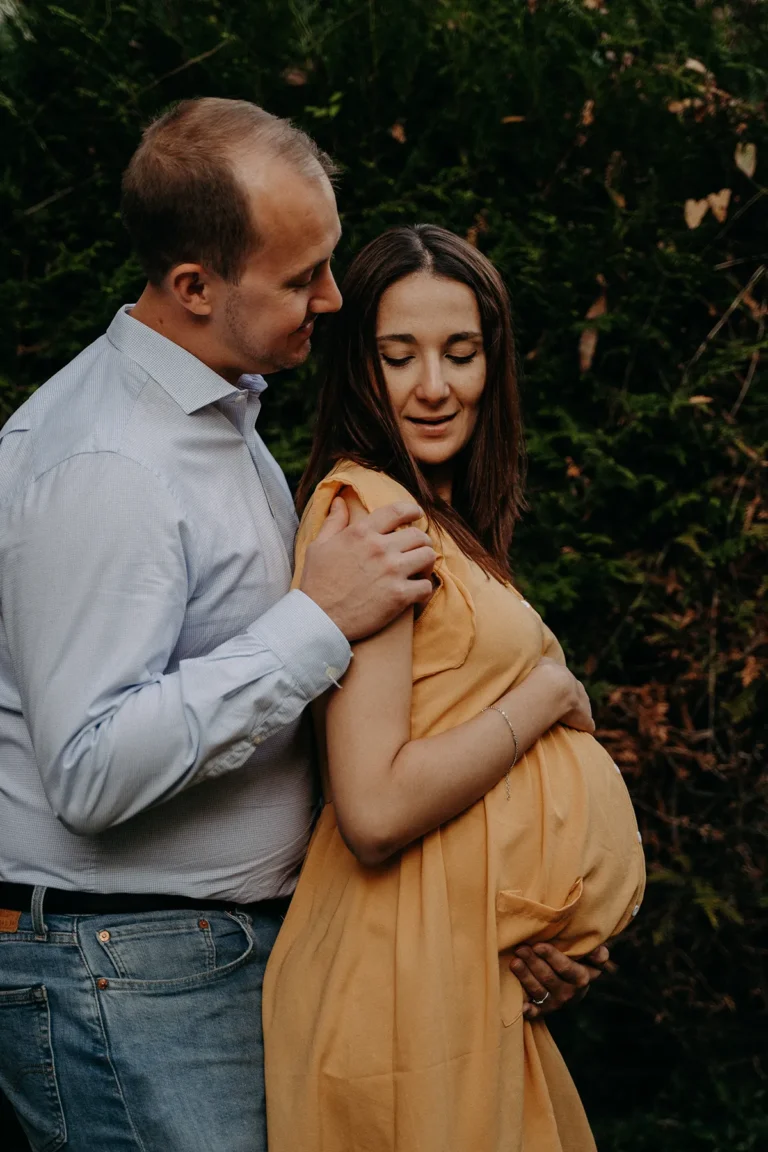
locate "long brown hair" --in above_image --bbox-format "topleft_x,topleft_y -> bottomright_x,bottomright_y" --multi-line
296,224 -> 526,581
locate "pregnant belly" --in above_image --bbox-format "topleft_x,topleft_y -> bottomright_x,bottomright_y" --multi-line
484,724 -> 645,961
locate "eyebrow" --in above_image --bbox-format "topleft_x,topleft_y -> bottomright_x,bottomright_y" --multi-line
376,330 -> 482,345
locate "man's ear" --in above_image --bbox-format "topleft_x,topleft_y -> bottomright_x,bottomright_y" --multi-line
167,263 -> 215,316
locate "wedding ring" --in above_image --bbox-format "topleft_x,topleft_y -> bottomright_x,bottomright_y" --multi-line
530,991 -> 550,1006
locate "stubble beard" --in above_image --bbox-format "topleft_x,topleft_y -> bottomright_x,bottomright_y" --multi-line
224,288 -> 310,376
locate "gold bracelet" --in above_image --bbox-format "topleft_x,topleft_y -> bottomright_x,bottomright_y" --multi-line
482,705 -> 519,801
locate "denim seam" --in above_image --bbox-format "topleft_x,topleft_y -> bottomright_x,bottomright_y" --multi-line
74,927 -> 149,1152
0,931 -> 75,944
200,919 -> 216,971
92,921 -> 222,943
38,985 -> 68,1152
91,911 -> 256,994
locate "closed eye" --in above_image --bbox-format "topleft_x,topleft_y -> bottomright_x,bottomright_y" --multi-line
447,352 -> 478,365
287,254 -> 334,290
381,354 -> 414,368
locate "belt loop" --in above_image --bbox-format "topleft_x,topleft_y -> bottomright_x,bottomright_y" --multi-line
31,885 -> 48,940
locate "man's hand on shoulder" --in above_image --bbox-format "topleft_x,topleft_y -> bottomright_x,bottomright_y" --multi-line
300,497 -> 436,642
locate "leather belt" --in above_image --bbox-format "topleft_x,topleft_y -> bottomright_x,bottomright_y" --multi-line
0,881 -> 291,919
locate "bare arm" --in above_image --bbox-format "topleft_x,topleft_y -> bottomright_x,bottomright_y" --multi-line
324,494 -> 592,866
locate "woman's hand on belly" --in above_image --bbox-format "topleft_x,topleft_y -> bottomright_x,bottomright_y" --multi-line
511,942 -> 612,1019
532,657 -> 595,734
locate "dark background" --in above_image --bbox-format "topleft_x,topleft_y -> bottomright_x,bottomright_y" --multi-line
1,1 -> 767,1147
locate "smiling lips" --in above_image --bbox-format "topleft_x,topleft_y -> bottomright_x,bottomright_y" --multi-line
406,412 -> 459,428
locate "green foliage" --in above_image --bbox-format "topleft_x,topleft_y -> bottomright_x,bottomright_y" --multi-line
1,1 -> 767,1146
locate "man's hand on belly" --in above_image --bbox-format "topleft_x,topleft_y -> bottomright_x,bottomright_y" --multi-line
511,943 -> 613,1020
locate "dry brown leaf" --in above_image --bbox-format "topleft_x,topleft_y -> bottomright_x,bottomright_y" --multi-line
465,212 -> 488,248
565,456 -> 582,478
581,99 -> 595,127
684,198 -> 709,229
578,328 -> 599,374
604,151 -> 626,208
735,141 -> 757,179
580,277 -> 607,372
586,294 -> 608,322
743,495 -> 761,532
282,67 -> 308,86
583,0 -> 601,8
741,288 -> 766,322
688,395 -> 714,404
668,98 -> 705,114
501,115 -> 525,124
741,655 -> 760,687
389,122 -> 406,144
684,57 -> 707,74
707,187 -> 731,223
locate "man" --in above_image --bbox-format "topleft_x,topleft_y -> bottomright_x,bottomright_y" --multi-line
0,98 -> 608,1150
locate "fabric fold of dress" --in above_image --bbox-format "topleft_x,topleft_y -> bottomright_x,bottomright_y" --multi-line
264,462 -> 645,1152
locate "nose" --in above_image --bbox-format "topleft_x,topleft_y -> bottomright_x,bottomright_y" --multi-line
416,355 -> 451,404
310,266 -> 343,316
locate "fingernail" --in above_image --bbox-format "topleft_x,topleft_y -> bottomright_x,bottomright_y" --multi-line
533,945 -> 547,957
511,960 -> 524,973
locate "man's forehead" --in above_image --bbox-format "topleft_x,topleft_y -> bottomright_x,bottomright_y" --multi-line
239,157 -> 340,267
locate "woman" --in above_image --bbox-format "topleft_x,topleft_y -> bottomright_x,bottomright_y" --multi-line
263,225 -> 645,1152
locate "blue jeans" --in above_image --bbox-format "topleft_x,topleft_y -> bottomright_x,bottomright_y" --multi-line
0,887 -> 281,1151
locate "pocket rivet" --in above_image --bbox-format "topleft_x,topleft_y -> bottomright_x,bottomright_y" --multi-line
198,919 -> 209,930
97,978 -> 109,990
98,930 -> 111,942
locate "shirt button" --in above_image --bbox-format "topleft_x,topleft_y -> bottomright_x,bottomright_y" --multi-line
97,930 -> 110,942
631,905 -> 640,917
97,978 -> 109,990
325,665 -> 341,681
251,734 -> 263,746
198,919 -> 209,930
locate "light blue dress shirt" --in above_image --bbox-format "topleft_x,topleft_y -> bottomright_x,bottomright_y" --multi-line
0,305 -> 351,901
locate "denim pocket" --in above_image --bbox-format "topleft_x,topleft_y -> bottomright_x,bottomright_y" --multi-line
92,910 -> 255,992
0,986 -> 66,1152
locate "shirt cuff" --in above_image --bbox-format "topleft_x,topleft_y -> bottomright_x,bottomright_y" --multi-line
247,589 -> 352,700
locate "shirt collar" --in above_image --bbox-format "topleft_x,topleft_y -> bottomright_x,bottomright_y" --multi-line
106,305 -> 268,415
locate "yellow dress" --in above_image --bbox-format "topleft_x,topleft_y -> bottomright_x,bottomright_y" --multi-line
263,463 -> 645,1152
